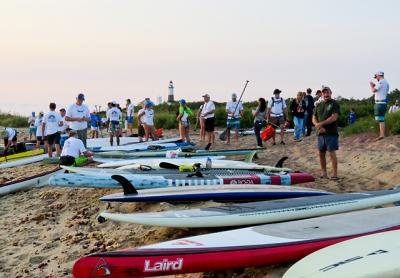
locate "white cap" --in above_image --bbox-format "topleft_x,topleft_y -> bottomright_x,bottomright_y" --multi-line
112,100 -> 117,105
375,71 -> 384,77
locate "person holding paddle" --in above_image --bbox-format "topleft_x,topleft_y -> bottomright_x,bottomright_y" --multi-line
225,93 -> 244,145
200,94 -> 215,149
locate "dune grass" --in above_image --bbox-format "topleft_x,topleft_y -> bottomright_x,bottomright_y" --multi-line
0,112 -> 27,128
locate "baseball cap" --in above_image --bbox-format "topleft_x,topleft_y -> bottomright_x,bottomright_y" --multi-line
232,93 -> 237,98
273,89 -> 281,94
112,100 -> 117,105
77,93 -> 85,101
180,99 -> 186,105
374,71 -> 384,77
202,94 -> 210,98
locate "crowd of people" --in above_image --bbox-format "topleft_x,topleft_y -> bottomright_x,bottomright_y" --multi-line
2,71 -> 398,179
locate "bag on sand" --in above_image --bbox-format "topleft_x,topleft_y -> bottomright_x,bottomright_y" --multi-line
261,125 -> 275,142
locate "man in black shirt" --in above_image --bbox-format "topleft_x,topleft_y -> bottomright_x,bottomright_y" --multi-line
304,88 -> 315,136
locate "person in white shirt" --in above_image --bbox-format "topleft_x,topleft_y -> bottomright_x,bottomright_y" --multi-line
42,102 -> 63,157
389,100 -> 399,114
225,93 -> 244,144
126,99 -> 135,136
106,101 -> 122,146
137,101 -> 157,142
60,130 -> 93,166
2,127 -> 18,154
267,89 -> 288,145
200,94 -> 215,149
65,93 -> 90,147
28,112 -> 36,140
59,108 -> 69,134
34,111 -> 45,149
370,71 -> 390,140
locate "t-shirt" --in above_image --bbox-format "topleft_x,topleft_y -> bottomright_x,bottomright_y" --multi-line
201,101 -> 215,119
226,101 -> 244,119
4,128 -> 16,140
66,103 -> 90,131
389,105 -> 399,113
179,106 -> 193,123
267,97 -> 286,117
90,114 -> 101,127
43,111 -> 62,136
304,95 -> 315,112
313,99 -> 340,136
106,107 -> 121,122
59,116 -> 69,133
61,137 -> 87,158
374,79 -> 389,102
28,116 -> 35,128
34,117 -> 44,137
138,108 -> 145,124
143,109 -> 154,125
254,108 -> 267,123
127,103 -> 135,117
290,99 -> 306,119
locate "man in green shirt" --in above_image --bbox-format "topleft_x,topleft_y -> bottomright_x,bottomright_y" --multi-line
312,86 -> 340,180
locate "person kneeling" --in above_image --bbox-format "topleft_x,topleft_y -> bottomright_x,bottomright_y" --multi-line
60,130 -> 93,166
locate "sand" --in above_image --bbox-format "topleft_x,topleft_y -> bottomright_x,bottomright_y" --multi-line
1,129 -> 400,278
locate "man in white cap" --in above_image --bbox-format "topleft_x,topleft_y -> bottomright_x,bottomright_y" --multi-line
200,94 -> 215,149
370,71 -> 389,140
65,93 -> 91,147
225,93 -> 244,144
389,100 -> 399,114
267,89 -> 288,145
106,101 -> 122,146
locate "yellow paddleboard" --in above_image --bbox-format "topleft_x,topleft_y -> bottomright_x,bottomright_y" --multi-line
0,149 -> 45,163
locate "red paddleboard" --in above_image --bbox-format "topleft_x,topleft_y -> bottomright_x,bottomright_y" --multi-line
73,207 -> 400,277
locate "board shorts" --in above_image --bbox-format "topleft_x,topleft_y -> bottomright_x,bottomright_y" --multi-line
138,124 -> 145,137
109,121 -> 120,135
46,132 -> 61,145
60,156 -> 88,166
36,136 -> 46,145
270,116 -> 285,127
4,134 -> 17,147
127,116 -> 134,124
29,127 -> 36,136
374,103 -> 387,122
205,117 -> 215,132
318,134 -> 339,152
226,118 -> 240,130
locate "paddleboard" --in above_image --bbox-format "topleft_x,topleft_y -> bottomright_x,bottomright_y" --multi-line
0,148 -> 44,163
283,229 -> 400,278
98,188 -> 400,227
100,184 -> 330,202
87,137 -> 141,148
73,207 -> 400,277
90,138 -> 189,152
0,168 -> 62,195
0,153 -> 47,169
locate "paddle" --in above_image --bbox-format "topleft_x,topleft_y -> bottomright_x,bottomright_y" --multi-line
219,80 -> 250,141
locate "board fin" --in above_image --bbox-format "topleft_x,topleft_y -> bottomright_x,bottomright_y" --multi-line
111,175 -> 138,195
244,150 -> 258,163
275,156 -> 288,168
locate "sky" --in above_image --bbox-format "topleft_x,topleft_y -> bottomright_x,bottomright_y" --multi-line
1,0 -> 399,116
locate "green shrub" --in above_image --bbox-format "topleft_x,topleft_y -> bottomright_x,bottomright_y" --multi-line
386,111 -> 400,135
0,112 -> 28,128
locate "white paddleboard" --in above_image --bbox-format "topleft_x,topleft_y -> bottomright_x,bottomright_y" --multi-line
284,229 -> 400,278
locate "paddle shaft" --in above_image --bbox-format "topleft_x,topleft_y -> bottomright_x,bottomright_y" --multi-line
229,80 -> 249,121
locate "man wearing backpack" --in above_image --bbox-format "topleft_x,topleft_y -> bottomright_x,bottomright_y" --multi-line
267,89 -> 288,145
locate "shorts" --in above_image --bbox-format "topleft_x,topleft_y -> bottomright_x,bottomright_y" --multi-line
46,132 -> 61,145
205,117 -> 215,132
36,136 -> 46,145
60,155 -> 76,166
270,116 -> 285,127
127,116 -> 134,124
29,127 -> 36,135
226,118 -> 240,130
317,135 -> 339,152
90,126 -> 99,131
138,124 -> 145,137
4,135 -> 17,147
374,103 -> 387,122
77,129 -> 88,147
180,121 -> 190,128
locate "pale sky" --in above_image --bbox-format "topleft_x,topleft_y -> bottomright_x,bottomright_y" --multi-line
1,0 -> 399,116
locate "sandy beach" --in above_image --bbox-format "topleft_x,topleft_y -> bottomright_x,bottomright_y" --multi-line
1,129 -> 400,278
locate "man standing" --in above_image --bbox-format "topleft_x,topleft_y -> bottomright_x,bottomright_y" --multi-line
304,88 -> 315,136
65,93 -> 90,147
42,102 -> 63,157
126,99 -> 135,136
226,93 -> 244,145
107,101 -> 122,146
200,94 -> 216,149
90,110 -> 101,139
59,108 -> 69,134
267,89 -> 288,145
312,86 -> 340,180
389,100 -> 399,114
28,112 -> 36,140
370,71 -> 389,140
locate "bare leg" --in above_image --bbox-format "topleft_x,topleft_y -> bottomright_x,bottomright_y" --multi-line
226,129 -> 231,144
47,144 -> 53,158
185,126 -> 190,143
55,144 -> 61,157
319,151 -> 328,178
379,122 -> 385,138
234,129 -> 239,144
280,124 -> 285,143
328,151 -> 338,177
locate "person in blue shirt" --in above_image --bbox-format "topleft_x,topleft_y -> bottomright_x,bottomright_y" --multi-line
90,110 -> 102,138
348,108 -> 357,125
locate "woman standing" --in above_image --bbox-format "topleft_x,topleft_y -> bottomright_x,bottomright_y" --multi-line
177,99 -> 193,142
290,92 -> 306,142
138,101 -> 158,141
253,98 -> 267,148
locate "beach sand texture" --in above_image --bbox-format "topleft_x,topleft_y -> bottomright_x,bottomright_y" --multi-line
1,129 -> 399,278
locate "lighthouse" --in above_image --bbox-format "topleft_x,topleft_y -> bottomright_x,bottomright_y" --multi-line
168,81 -> 174,103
